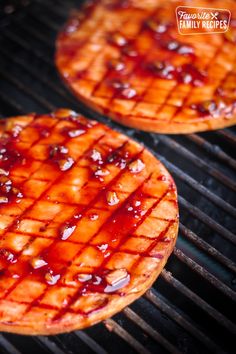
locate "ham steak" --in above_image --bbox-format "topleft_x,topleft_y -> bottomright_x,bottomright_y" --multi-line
56,0 -> 236,133
0,109 -> 178,334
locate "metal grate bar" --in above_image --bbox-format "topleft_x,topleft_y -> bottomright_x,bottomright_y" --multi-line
187,134 -> 236,170
0,69 -> 56,111
2,30 -> 53,66
179,223 -> 236,272
29,11 -> 61,31
0,92 -> 25,115
17,21 -> 54,48
34,0 -> 70,18
104,319 -> 151,354
157,154 -> 236,218
34,337 -> 67,354
75,331 -> 108,354
0,85 -> 85,130
145,289 -> 225,353
216,129 -> 236,146
0,335 -> 21,354
10,9 -> 56,50
0,46 -> 77,107
161,269 -> 236,334
9,1 -> 68,49
54,0 -> 75,5
157,135 -> 236,191
179,196 -> 235,245
123,307 -> 181,354
174,248 -> 236,301
36,0 -> 74,14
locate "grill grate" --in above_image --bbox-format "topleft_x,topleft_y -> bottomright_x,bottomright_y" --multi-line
0,0 -> 235,353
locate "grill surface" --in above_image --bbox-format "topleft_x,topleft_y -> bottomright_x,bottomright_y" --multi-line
0,0 -> 235,353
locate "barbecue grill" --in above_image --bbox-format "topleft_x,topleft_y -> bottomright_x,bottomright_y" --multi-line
0,0 -> 235,353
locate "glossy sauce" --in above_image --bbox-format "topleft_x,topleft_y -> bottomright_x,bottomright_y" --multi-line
104,11 -> 207,99
0,114 -> 156,299
60,1 -> 207,93
0,140 -> 24,204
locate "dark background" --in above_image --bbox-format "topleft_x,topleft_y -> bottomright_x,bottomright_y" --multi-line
0,1 -> 235,353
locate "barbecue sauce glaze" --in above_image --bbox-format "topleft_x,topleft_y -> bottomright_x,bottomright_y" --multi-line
0,112 -> 175,318
58,0 -> 236,120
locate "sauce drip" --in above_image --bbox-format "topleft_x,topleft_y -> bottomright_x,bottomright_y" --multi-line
146,62 -> 206,86
49,145 -> 75,171
0,142 -> 24,202
0,249 -> 17,267
77,269 -> 130,294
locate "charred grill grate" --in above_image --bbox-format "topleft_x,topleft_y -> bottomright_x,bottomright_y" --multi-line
0,0 -> 235,353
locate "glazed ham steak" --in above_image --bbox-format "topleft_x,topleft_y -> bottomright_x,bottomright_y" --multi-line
56,0 -> 236,134
0,109 -> 178,335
